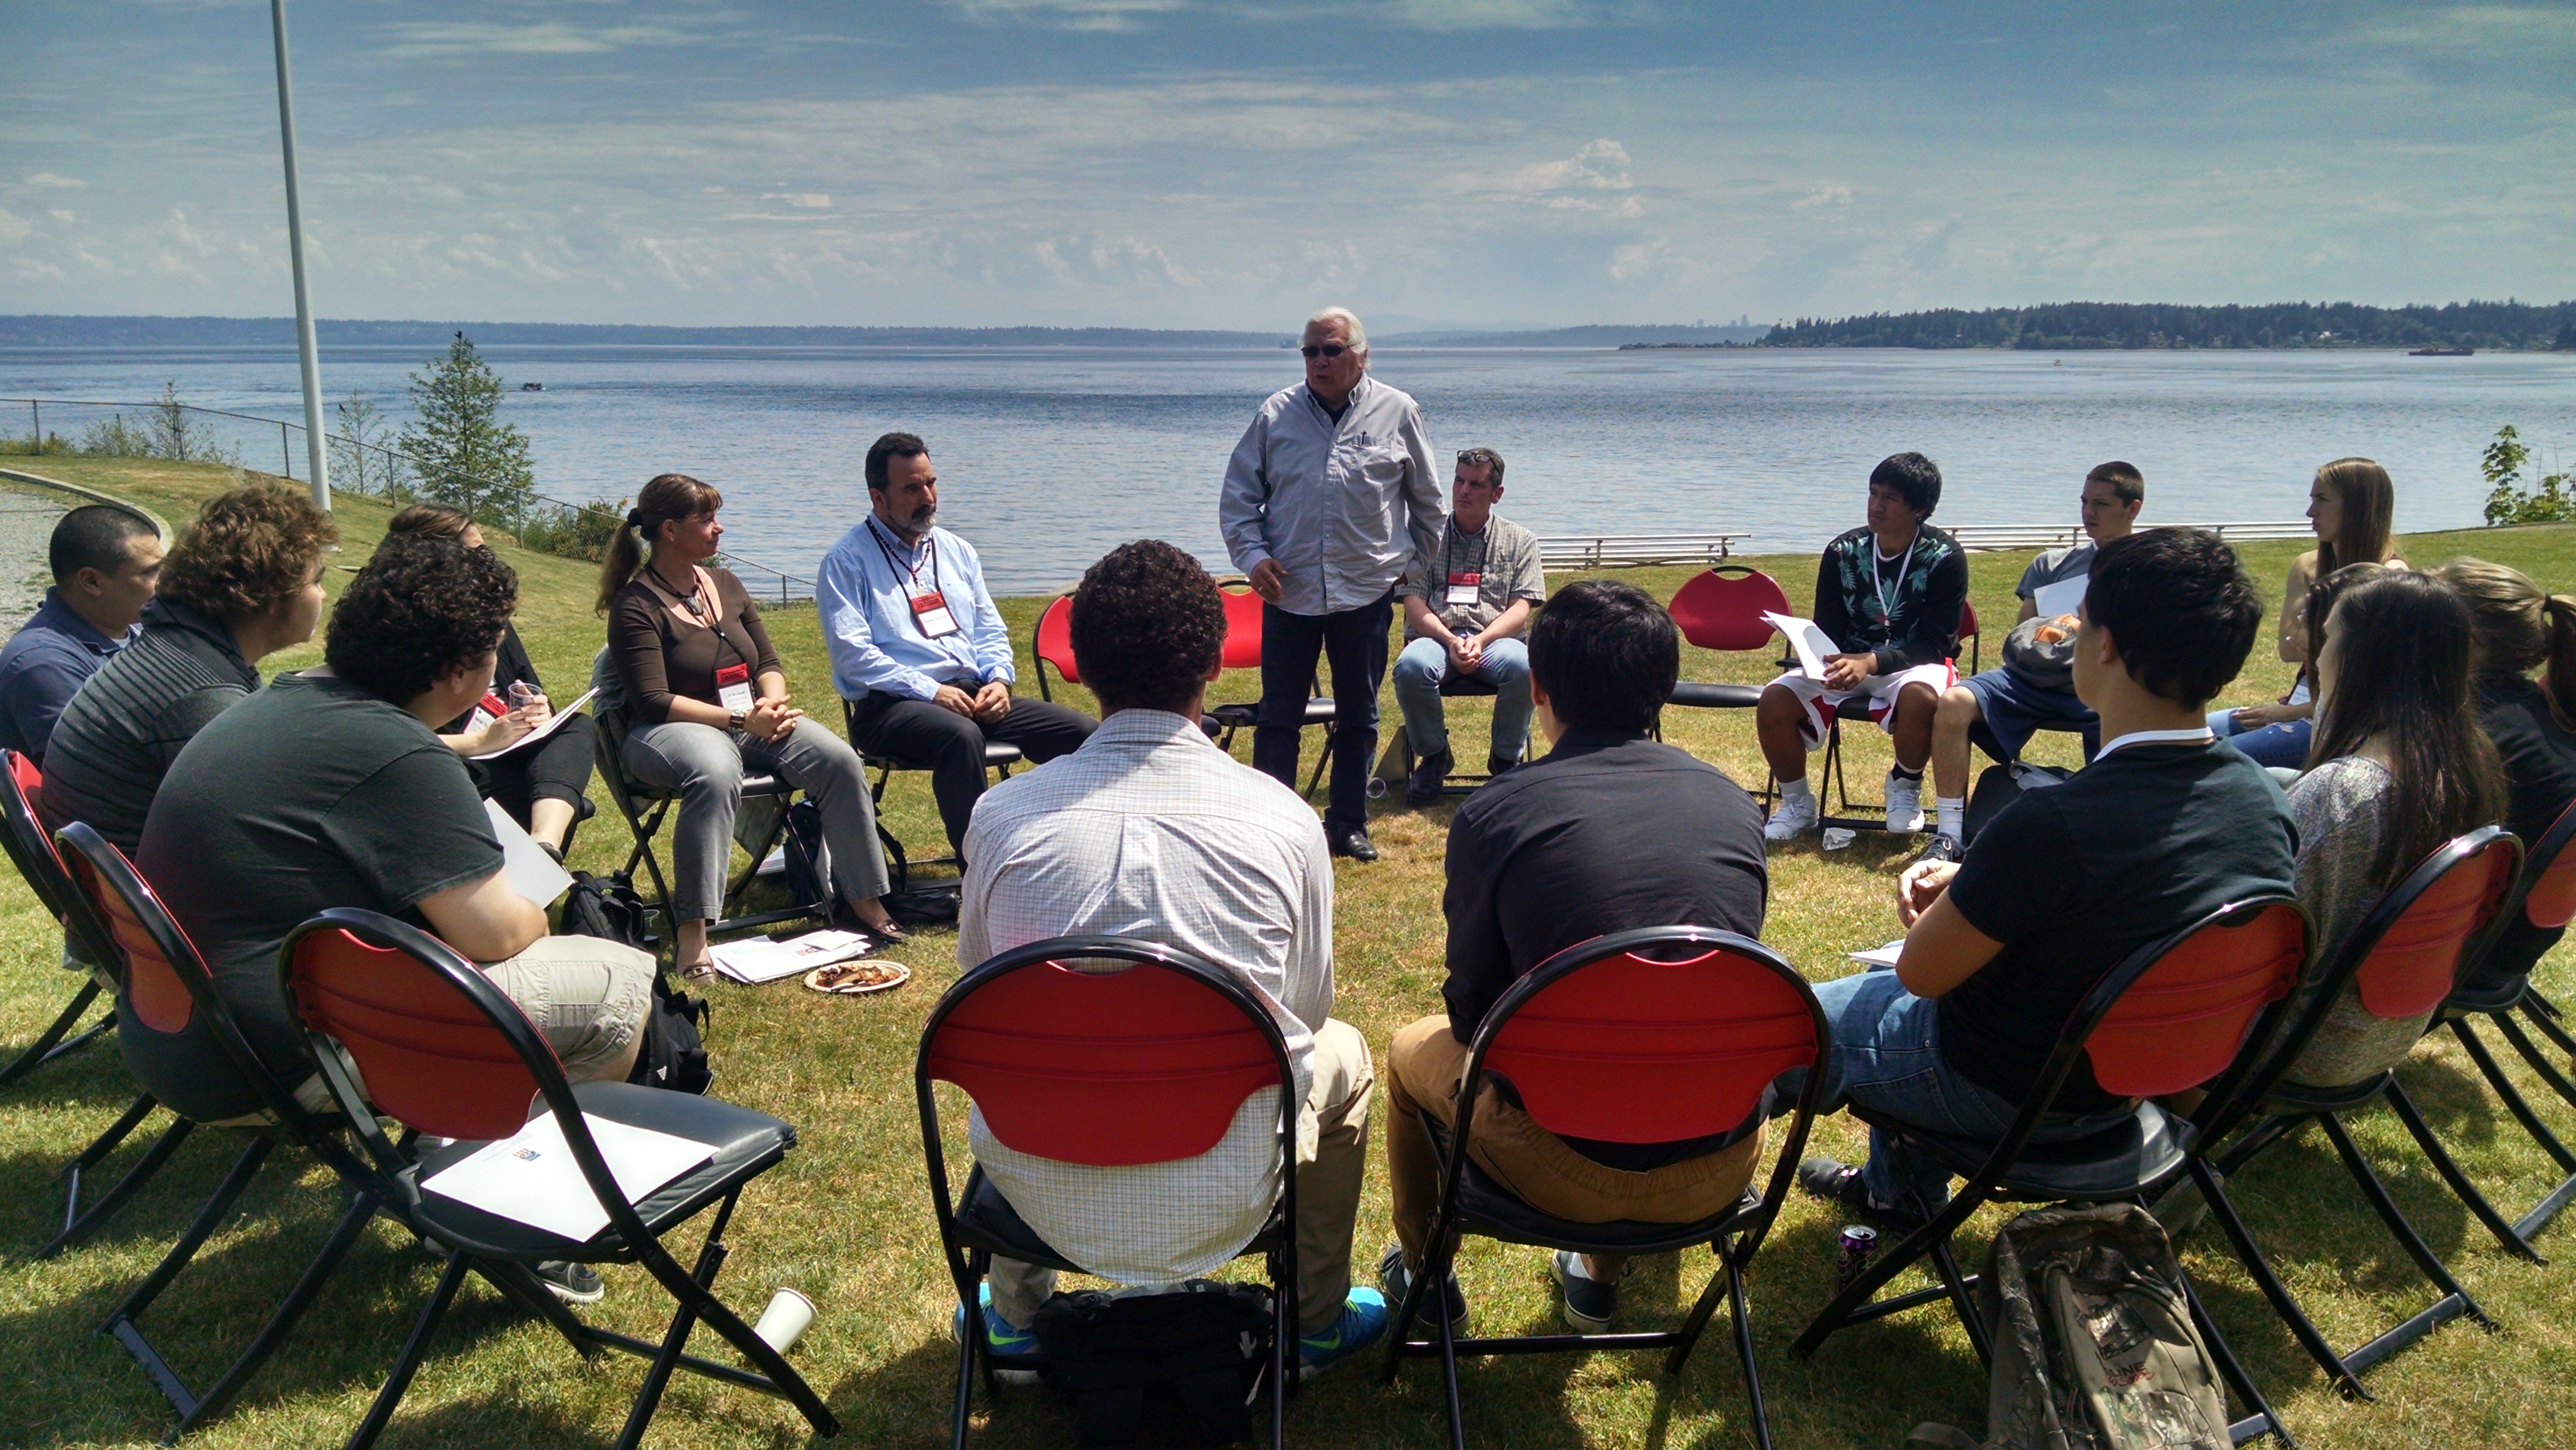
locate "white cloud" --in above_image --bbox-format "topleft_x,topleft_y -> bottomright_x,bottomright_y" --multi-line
23,173 -> 86,190
380,20 -> 710,58
0,210 -> 30,246
946,0 -> 1190,30
49,209 -> 78,225
764,193 -> 834,209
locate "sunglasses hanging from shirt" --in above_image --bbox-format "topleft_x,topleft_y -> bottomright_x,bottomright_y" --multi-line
871,518 -> 962,640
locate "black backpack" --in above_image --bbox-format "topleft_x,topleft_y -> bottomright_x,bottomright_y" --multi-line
561,871 -> 713,1096
1029,1281 -> 1276,1447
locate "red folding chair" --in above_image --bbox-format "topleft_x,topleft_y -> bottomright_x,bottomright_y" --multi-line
1203,579 -> 1340,795
916,935 -> 1301,1449
1382,927 -> 1828,1450
0,749 -> 116,1086
280,907 -> 835,1450
2192,828 -> 2521,1398
1795,897 -> 2309,1448
1664,566 -> 1792,711
2436,799 -> 2576,1245
1030,593 -> 1079,702
54,821 -> 383,1440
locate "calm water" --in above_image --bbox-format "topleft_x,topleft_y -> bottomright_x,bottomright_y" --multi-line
3,345 -> 2570,594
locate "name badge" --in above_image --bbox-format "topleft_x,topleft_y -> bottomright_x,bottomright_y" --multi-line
911,590 -> 962,639
714,663 -> 754,714
1445,571 -> 1482,608
466,691 -> 510,733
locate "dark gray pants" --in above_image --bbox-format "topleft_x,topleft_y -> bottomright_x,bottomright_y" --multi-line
622,720 -> 890,921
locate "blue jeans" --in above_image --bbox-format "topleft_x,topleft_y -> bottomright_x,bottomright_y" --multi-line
2208,709 -> 2311,769
1776,967 -> 2134,1212
1391,636 -> 1533,764
1253,594 -> 1392,837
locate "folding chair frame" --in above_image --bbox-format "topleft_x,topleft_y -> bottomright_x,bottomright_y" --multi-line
838,698 -> 1019,898
1392,671 -> 1527,800
592,702 -> 819,946
2429,798 -> 2576,1248
1,749 -> 119,1088
2190,828 -> 2522,1401
281,907 -> 837,1450
1382,927 -> 1829,1450
1755,600 -> 1971,835
55,822 -> 384,1442
1662,565 -> 1789,712
1792,897 -> 2309,1448
915,934 -> 1301,1450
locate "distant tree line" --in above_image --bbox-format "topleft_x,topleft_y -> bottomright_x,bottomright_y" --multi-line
1761,300 -> 2576,351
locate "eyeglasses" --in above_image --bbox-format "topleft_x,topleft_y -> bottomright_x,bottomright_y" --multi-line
1299,343 -> 1348,359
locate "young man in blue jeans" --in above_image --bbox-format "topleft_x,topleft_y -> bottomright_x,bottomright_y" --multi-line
1787,528 -> 2298,1219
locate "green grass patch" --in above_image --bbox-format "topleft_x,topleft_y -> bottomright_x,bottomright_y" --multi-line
5,457 -> 2576,1447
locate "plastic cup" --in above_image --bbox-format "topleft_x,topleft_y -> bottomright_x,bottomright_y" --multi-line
1821,828 -> 1857,851
753,1287 -> 816,1353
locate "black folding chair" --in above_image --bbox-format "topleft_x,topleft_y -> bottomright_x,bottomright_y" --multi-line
2431,798 -> 2576,1247
1391,671 -> 1530,798
1794,898 -> 2311,1448
2190,828 -> 2521,1399
590,690 -> 820,941
839,697 -> 1020,897
55,822 -> 382,1440
1382,927 -> 1828,1450
1,748 -> 116,1087
917,935 -> 1300,1449
281,907 -> 836,1450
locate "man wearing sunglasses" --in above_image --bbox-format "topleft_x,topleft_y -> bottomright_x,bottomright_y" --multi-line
1219,306 -> 1444,862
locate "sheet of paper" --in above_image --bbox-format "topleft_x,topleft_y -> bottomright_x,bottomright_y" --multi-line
470,687 -> 600,760
2031,575 -> 2088,621
421,1111 -> 715,1241
485,798 -> 575,906
1760,612 -> 1840,681
1848,939 -> 1906,969
707,929 -> 873,985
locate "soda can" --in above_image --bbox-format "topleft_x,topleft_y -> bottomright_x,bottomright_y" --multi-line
1835,1224 -> 1878,1290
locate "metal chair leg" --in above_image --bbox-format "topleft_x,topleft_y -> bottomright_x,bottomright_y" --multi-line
2497,1010 -> 2576,1112
2190,1154 -> 2367,1399
2314,1112 -> 2489,1330
101,1136 -> 271,1337
1662,1239 -> 1734,1376
2451,1018 -> 2576,1172
1,980 -> 106,1086
41,1093 -> 176,1259
165,1191 -> 376,1441
1726,1256 -> 1776,1450
2184,1274 -> 2297,1449
2380,1079 -> 2544,1262
343,1253 -> 472,1450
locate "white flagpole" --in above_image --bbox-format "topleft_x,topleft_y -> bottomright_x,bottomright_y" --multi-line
270,0 -> 330,509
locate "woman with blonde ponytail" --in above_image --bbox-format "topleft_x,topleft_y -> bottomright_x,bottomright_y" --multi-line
602,474 -> 902,975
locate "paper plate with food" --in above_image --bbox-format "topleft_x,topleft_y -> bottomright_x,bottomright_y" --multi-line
803,959 -> 911,996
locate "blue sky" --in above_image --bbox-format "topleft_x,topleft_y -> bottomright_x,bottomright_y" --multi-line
3,1 -> 2571,329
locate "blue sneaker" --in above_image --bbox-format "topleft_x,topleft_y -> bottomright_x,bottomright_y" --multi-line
950,1283 -> 1042,1385
1296,1287 -> 1390,1380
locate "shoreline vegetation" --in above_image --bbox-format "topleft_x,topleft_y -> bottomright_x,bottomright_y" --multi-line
4,456 -> 2576,1448
8,298 -> 2576,352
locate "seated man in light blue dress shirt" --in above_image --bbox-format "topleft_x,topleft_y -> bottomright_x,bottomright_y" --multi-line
816,432 -> 1095,856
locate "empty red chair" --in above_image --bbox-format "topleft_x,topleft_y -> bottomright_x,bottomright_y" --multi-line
1205,580 -> 1339,794
1030,594 -> 1079,700
1664,566 -> 1791,710
0,750 -> 117,1088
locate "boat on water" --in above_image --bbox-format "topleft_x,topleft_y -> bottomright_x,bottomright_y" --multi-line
2408,346 -> 2473,357
521,381 -> 545,390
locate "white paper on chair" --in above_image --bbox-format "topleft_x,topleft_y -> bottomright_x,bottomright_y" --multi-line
705,930 -> 872,985
1847,939 -> 1906,969
467,687 -> 600,759
1761,612 -> 1840,681
485,799 -> 575,907
2031,576 -> 2088,622
420,1113 -> 716,1241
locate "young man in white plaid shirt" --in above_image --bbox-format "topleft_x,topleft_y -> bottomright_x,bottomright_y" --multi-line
953,540 -> 1388,1380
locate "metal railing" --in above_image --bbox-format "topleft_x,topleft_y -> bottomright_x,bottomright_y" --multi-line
1944,520 -> 2314,551
1537,532 -> 1751,569
1,394 -> 819,605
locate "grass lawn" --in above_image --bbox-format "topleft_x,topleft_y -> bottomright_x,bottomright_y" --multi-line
5,456 -> 2576,1449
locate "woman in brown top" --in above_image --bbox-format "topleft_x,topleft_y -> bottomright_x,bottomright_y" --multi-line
602,473 -> 900,973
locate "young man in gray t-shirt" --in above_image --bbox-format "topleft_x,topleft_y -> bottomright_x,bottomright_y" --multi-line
1393,447 -> 1547,804
1920,461 -> 2145,858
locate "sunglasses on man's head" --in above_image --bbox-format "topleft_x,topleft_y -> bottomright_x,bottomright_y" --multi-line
1299,343 -> 1348,359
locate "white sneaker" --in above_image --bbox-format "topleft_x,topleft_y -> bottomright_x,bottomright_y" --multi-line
1764,792 -> 1819,842
1883,772 -> 1925,834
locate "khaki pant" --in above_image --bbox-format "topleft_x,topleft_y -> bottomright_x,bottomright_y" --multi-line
277,932 -> 657,1120
1384,1014 -> 1764,1278
991,1017 -> 1376,1337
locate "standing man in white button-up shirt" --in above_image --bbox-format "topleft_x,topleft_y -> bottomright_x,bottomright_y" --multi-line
1219,307 -> 1444,862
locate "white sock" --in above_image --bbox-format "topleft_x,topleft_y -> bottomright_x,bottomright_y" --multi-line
1781,777 -> 1814,807
1936,797 -> 1965,839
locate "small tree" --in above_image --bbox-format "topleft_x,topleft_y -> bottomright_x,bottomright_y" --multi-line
2484,425 -> 2574,526
331,390 -> 408,500
145,383 -> 237,465
398,331 -> 536,525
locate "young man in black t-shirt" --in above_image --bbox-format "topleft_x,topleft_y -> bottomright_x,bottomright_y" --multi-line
1757,453 -> 1970,842
1787,529 -> 2296,1219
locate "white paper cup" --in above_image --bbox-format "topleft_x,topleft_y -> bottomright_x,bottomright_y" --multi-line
754,1287 -> 816,1353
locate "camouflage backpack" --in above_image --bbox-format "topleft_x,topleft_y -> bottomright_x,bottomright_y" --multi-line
1911,1203 -> 2230,1450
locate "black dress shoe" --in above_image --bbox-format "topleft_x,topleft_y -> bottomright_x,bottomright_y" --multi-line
1329,829 -> 1379,862
1487,754 -> 1521,779
1404,748 -> 1453,807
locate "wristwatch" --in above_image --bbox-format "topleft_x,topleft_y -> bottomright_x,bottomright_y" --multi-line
727,707 -> 748,732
